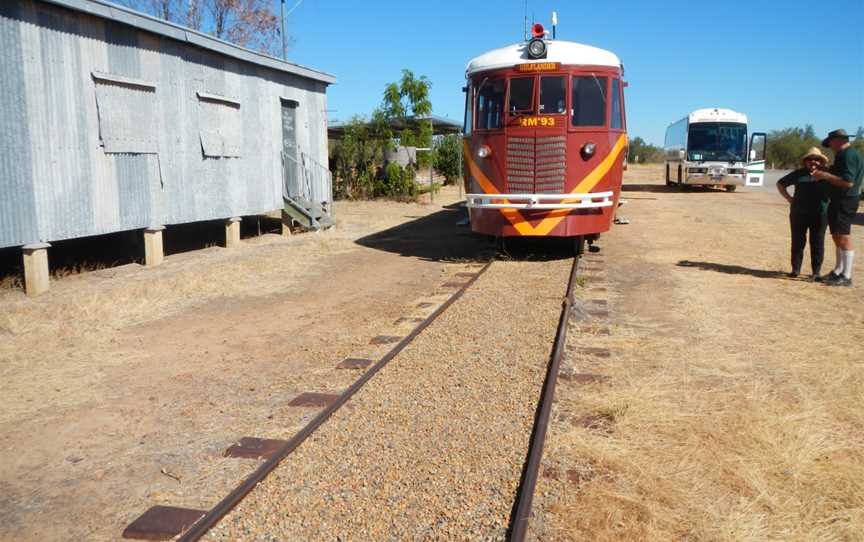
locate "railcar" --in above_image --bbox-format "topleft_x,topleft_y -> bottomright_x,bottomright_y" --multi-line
462,23 -> 628,242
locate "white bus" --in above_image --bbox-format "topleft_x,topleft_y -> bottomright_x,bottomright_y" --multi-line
664,108 -> 767,191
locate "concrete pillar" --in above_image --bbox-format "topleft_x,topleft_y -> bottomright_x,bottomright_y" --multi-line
144,226 -> 165,267
225,217 -> 241,248
22,243 -> 50,297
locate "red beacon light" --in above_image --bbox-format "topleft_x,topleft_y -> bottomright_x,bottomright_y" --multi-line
531,23 -> 545,39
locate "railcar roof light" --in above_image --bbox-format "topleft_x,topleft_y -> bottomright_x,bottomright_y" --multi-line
527,38 -> 547,59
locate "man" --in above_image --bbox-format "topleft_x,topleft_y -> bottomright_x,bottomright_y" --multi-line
812,129 -> 863,286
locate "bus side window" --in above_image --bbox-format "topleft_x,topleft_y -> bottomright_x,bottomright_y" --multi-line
477,78 -> 505,130
463,85 -> 473,136
611,79 -> 623,130
572,75 -> 607,127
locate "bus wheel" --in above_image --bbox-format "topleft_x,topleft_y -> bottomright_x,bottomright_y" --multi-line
725,185 -> 737,192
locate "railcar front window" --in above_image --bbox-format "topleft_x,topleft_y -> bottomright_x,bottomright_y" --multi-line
508,77 -> 534,114
687,123 -> 747,162
477,78 -> 505,130
539,76 -> 566,114
571,75 -> 607,127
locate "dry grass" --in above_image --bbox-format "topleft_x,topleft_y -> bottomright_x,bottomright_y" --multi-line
535,164 -> 864,541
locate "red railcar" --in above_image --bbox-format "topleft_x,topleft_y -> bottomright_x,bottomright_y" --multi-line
463,24 -> 627,241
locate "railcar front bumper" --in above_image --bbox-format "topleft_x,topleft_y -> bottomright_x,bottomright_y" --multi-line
466,191 -> 615,210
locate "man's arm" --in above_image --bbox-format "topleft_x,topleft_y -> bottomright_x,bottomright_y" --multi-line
812,169 -> 853,189
776,181 -> 793,203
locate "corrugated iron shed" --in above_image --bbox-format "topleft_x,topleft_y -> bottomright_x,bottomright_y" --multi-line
0,0 -> 335,249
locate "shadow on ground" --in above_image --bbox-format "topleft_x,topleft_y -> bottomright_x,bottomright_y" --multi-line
677,260 -> 786,279
0,215 -> 283,289
623,184 -> 730,194
355,204 -> 577,263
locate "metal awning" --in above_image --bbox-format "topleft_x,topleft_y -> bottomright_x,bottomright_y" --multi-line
328,115 -> 462,139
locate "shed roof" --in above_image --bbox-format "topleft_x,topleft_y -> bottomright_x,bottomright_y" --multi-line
40,0 -> 336,84
328,115 -> 463,139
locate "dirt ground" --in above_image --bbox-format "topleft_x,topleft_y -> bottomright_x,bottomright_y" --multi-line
0,187 -> 490,542
532,165 -> 864,541
2,166 -> 863,541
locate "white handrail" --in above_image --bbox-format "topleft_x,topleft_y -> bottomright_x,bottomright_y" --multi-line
466,191 -> 615,210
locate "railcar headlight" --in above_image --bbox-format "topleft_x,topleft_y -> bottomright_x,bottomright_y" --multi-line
581,142 -> 596,160
527,38 -> 547,59
477,145 -> 492,158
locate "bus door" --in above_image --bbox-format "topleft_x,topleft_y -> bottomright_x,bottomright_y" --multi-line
747,132 -> 767,186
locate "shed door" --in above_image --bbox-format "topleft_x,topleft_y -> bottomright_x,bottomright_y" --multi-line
281,99 -> 300,199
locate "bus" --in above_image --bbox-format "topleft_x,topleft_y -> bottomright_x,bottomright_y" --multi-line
664,108 -> 767,191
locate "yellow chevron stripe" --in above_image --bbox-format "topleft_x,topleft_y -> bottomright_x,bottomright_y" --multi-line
463,134 -> 627,236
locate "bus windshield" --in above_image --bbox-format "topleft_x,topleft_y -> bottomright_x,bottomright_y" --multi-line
687,122 -> 747,162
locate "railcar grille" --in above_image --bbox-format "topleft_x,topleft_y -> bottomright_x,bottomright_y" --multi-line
506,135 -> 566,194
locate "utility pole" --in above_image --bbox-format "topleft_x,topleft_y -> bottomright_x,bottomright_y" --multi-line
280,0 -> 287,59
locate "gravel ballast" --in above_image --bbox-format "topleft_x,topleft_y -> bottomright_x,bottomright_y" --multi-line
205,258 -> 573,541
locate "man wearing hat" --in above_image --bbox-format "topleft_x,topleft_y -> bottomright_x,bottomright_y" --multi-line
776,147 -> 830,279
812,129 -> 863,286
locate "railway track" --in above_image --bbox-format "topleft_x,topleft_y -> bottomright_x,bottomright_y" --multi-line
123,250 -> 588,541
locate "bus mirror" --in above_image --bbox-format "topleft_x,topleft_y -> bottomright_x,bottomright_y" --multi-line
678,149 -> 685,160
749,149 -> 756,161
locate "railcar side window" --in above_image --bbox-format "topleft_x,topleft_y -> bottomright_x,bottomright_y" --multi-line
571,75 -> 607,127
477,78 -> 505,130
508,77 -> 534,113
611,79 -> 623,130
539,76 -> 566,114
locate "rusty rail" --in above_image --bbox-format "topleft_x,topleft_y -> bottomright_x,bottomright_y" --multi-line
508,254 -> 580,541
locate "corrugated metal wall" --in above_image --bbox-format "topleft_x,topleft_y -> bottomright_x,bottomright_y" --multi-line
0,0 -> 330,249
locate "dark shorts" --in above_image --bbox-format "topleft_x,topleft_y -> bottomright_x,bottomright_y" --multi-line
827,196 -> 860,235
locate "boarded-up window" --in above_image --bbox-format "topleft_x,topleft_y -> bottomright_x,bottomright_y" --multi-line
197,91 -> 241,158
92,72 -> 158,153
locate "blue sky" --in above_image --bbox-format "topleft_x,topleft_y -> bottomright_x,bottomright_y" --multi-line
282,0 -> 863,145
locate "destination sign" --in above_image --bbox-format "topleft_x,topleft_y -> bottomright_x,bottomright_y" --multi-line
516,62 -> 560,73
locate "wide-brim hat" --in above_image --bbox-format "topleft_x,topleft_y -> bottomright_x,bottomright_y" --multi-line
800,146 -> 829,166
822,128 -> 852,147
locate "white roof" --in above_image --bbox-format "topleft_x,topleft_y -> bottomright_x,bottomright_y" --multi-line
688,108 -> 747,124
466,40 -> 621,76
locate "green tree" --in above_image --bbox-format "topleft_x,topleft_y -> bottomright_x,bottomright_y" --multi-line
433,134 -> 463,184
627,137 -> 664,164
765,125 -> 822,168
380,70 -> 433,168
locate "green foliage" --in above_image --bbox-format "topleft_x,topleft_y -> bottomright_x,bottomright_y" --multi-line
433,134 -> 463,184
765,125 -> 822,168
380,69 -> 434,168
627,137 -> 664,163
330,114 -> 392,200
379,162 -> 416,199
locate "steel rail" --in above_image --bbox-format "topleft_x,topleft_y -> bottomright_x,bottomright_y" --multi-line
177,259 -> 494,542
508,254 -> 580,541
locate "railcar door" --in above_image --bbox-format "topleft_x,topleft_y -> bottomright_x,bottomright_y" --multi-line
746,132 -> 767,187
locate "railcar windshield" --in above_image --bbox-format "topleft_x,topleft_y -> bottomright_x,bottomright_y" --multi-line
539,76 -> 566,114
509,77 -> 534,113
571,75 -> 607,127
687,122 -> 747,162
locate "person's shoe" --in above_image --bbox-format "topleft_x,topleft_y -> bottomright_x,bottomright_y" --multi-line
787,271 -> 799,278
825,276 -> 853,287
812,274 -> 823,282
822,271 -> 841,283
